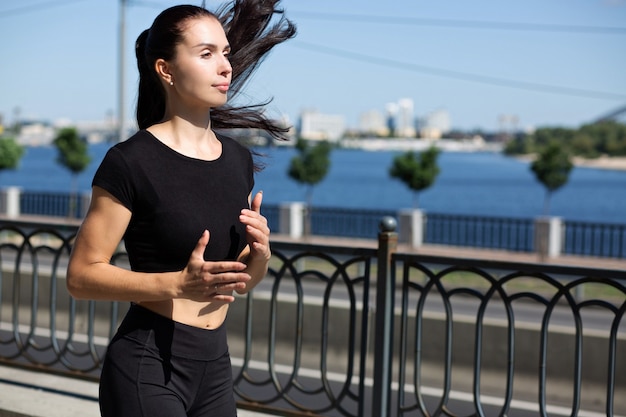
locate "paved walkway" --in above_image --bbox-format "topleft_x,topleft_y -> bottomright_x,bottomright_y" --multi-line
0,365 -> 268,417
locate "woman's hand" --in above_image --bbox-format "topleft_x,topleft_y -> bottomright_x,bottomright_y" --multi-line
179,230 -> 251,303
240,191 -> 271,262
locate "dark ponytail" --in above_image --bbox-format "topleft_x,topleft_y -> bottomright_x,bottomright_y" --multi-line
135,29 -> 166,130
134,1 -> 296,138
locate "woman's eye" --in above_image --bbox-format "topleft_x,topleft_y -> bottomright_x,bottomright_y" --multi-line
201,51 -> 212,58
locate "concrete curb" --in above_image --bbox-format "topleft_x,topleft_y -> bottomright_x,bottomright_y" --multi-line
0,366 -> 99,417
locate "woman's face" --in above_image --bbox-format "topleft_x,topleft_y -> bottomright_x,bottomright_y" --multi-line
167,16 -> 232,110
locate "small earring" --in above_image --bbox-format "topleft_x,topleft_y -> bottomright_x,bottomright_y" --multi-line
169,80 -> 174,86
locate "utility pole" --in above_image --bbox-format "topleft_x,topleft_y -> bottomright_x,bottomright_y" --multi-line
118,0 -> 127,142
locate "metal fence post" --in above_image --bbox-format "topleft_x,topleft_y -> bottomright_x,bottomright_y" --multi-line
372,216 -> 398,416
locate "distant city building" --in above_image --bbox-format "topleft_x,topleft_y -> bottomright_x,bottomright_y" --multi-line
383,99 -> 416,137
358,109 -> 388,136
497,114 -> 520,140
16,121 -> 56,146
396,98 -> 416,137
14,118 -> 123,147
385,102 -> 398,136
298,109 -> 345,141
75,119 -> 120,144
418,109 -> 451,139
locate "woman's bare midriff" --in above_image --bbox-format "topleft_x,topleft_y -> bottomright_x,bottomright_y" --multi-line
137,299 -> 230,329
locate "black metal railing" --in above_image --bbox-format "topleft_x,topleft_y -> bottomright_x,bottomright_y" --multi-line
310,207 -> 396,239
391,254 -> 626,417
263,203 -> 280,233
231,243 -> 377,416
424,213 -> 534,252
239,203 -> 626,259
0,218 -> 625,417
20,191 -> 86,219
564,220 -> 626,258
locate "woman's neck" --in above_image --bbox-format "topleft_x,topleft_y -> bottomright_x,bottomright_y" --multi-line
147,116 -> 222,161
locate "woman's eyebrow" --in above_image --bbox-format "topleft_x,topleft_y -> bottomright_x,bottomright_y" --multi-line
193,42 -> 231,51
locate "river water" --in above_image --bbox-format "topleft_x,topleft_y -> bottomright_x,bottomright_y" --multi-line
1,143 -> 624,223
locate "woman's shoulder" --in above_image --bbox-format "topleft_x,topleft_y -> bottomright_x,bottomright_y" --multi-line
216,132 -> 252,158
105,130 -> 162,160
113,130 -> 155,150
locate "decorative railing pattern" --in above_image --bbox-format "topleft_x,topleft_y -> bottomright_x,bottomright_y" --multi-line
231,244 -> 376,416
0,218 -> 625,417
0,223 -> 116,375
392,254 -> 626,417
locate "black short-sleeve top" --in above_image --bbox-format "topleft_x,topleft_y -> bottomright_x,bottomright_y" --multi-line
92,130 -> 254,273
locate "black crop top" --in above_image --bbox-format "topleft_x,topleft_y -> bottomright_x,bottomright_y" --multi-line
92,130 -> 254,273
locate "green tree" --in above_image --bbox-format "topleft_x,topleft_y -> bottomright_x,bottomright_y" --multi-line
530,142 -> 573,215
503,135 -> 533,155
0,136 -> 25,174
389,146 -> 440,208
53,127 -> 91,217
570,132 -> 597,158
287,138 -> 332,234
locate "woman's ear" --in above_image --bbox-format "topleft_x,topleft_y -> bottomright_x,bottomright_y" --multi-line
155,58 -> 174,86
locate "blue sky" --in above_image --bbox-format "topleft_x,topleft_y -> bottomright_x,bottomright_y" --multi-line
1,0 -> 625,132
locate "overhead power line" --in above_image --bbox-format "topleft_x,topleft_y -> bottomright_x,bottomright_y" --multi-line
294,41 -> 626,101
292,11 -> 626,35
128,1 -> 171,8
0,0 -> 89,18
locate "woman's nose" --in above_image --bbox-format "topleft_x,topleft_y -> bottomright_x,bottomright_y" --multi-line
219,56 -> 232,75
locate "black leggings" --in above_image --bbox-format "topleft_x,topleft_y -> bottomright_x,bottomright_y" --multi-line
99,304 -> 236,417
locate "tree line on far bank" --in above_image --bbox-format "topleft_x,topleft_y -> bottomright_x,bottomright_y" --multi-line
504,120 -> 626,158
501,121 -> 626,216
502,120 -> 626,216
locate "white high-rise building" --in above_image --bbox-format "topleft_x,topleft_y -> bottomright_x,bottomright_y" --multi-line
358,110 -> 387,136
396,98 -> 416,137
298,109 -> 345,141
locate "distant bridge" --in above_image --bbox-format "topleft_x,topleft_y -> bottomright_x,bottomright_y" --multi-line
594,103 -> 626,123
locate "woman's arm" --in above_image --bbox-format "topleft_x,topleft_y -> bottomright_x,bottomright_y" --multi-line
236,191 -> 271,294
67,186 -> 251,302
